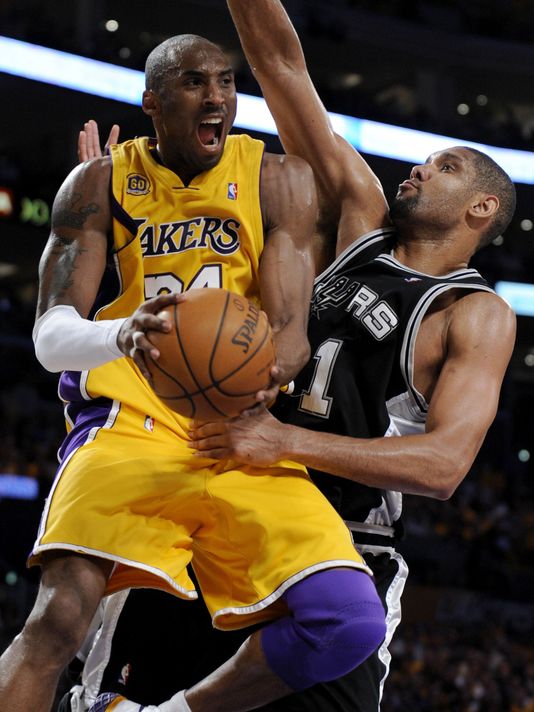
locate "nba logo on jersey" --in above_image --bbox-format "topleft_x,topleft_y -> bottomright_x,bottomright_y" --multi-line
144,415 -> 155,432
118,662 -> 131,685
227,182 -> 238,200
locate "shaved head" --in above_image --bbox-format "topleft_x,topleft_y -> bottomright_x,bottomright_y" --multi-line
145,34 -> 228,96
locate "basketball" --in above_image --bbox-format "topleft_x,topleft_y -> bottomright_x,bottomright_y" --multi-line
146,288 -> 275,420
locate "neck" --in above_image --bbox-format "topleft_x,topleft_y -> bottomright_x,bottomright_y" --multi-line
392,231 -> 471,276
152,143 -> 199,186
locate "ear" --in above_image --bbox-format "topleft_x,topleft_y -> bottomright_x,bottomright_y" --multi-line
142,89 -> 160,118
468,193 -> 499,220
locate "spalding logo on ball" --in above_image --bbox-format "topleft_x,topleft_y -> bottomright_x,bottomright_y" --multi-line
147,288 -> 275,420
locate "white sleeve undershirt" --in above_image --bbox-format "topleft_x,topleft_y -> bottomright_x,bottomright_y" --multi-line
32,304 -> 127,373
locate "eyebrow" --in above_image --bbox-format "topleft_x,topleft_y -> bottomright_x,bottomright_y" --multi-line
180,68 -> 234,78
426,150 -> 465,165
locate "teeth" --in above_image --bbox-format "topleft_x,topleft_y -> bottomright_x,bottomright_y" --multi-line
201,118 -> 222,125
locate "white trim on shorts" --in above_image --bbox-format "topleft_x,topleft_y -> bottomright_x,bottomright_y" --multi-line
212,558 -> 372,629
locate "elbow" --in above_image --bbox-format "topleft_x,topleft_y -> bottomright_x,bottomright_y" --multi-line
432,483 -> 457,501
34,331 -> 62,373
293,338 -> 311,373
421,443 -> 474,500
431,460 -> 471,501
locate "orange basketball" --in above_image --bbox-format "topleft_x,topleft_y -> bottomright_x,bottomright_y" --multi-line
147,288 -> 275,420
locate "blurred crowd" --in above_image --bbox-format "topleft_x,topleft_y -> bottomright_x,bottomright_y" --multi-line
383,622 -> 534,712
400,463 -> 534,602
349,0 -> 534,42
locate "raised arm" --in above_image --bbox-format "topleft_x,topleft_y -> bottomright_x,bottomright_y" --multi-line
227,0 -> 390,249
259,152 -> 317,387
190,292 -> 516,499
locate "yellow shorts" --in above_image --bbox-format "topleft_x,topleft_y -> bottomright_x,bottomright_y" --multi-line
30,403 -> 370,630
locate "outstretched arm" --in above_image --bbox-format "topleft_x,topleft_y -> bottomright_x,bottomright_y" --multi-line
258,153 -> 317,392
190,293 -> 516,499
227,0 -> 390,251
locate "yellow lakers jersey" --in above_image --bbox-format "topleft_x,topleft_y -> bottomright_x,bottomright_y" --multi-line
61,134 -> 265,434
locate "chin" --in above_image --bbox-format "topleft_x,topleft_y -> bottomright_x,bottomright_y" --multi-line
200,153 -> 223,171
390,195 -> 417,221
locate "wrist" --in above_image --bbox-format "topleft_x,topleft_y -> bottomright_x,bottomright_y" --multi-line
280,423 -> 305,462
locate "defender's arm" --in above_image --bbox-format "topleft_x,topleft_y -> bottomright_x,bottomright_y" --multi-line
227,0 -> 390,249
191,292 -> 516,499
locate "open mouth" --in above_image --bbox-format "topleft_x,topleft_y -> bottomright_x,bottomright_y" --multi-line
198,117 -> 223,148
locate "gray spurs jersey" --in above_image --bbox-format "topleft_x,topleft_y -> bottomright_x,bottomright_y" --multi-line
274,227 -> 493,529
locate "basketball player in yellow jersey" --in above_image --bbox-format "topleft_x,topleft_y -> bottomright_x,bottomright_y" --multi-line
0,34 -> 387,712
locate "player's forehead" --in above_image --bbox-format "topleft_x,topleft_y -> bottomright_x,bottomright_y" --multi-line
171,41 -> 232,76
425,147 -> 473,167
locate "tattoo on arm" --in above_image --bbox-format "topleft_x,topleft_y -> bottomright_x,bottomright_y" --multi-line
53,192 -> 100,230
47,236 -> 89,301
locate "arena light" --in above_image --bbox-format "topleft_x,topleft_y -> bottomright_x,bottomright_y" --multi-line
495,281 -> 534,316
2,35 -> 534,184
0,35 -> 143,104
0,187 -> 14,217
0,473 -> 39,500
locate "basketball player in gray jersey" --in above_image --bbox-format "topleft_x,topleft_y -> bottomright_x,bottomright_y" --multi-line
74,4 -> 515,712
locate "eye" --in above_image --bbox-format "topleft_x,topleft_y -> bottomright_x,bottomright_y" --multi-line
441,163 -> 453,172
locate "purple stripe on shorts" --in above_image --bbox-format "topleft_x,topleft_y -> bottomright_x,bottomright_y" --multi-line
58,401 -> 116,462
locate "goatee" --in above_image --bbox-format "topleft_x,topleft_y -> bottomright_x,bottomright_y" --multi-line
390,193 -> 419,222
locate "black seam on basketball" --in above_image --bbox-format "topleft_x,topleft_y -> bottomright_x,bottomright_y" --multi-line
172,302 -> 205,394
170,296 -> 229,417
148,355 -> 197,417
208,290 -> 231,384
213,319 -> 273,395
149,354 -> 230,417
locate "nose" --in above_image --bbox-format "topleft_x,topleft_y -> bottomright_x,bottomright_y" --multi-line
410,164 -> 429,182
410,166 -> 423,180
203,80 -> 225,108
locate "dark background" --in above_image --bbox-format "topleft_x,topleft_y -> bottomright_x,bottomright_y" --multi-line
1,2 -> 534,710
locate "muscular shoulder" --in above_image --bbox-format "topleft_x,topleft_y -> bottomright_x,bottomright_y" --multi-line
447,290 -> 516,352
56,156 -> 111,200
260,151 -> 314,186
259,152 -> 316,229
52,156 -> 112,232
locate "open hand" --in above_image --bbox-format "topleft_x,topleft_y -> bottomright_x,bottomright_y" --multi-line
78,119 -> 120,162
